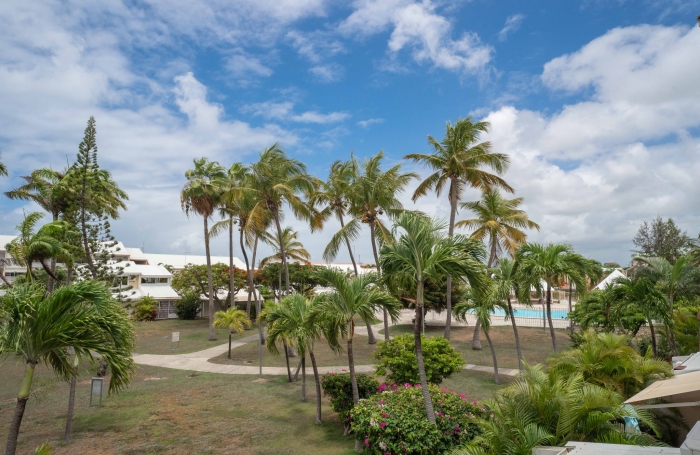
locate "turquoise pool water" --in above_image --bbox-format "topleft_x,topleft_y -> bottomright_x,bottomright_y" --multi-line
468,307 -> 569,319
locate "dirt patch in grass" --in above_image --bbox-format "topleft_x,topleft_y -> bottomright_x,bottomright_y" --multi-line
134,318 -> 254,355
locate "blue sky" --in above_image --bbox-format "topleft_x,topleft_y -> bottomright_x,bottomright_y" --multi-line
1,0 -> 699,266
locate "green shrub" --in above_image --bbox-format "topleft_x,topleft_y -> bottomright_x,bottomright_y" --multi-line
351,383 -> 483,454
175,292 -> 201,320
133,296 -> 157,321
373,333 -> 465,385
321,372 -> 379,433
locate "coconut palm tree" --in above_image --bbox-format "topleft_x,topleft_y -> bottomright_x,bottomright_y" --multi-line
311,268 -> 400,414
266,293 -> 344,423
5,212 -> 77,292
548,330 -> 672,397
515,243 -> 589,352
181,157 -> 226,340
634,255 -> 700,355
406,118 -> 513,339
259,227 -> 311,299
0,152 -> 7,176
457,189 -> 539,349
0,281 -> 135,455
613,277 -> 670,357
380,213 -> 486,423
248,144 -> 321,295
214,307 -> 252,359
455,286 -> 504,383
451,364 -> 661,455
330,151 -> 417,340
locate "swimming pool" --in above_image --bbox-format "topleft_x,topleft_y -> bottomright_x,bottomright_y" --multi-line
466,307 -> 570,320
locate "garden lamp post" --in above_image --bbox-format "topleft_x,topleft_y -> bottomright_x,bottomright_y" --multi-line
257,284 -> 263,378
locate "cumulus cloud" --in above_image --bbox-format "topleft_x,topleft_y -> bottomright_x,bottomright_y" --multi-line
309,64 -> 344,82
498,14 -> 524,41
340,0 -> 492,73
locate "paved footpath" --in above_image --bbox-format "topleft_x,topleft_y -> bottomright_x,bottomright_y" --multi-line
134,325 -> 519,377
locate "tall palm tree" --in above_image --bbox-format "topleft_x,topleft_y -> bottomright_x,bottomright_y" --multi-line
0,152 -> 7,176
613,277 -> 670,357
266,293 -> 344,423
458,189 -> 539,349
181,157 -> 226,340
6,212 -> 77,292
0,281 -> 135,455
380,213 -> 486,423
248,144 -> 321,294
515,243 -> 590,352
634,255 -> 699,355
330,151 -> 417,340
311,269 -> 400,427
214,307 -> 251,358
259,227 -> 311,299
406,117 -> 512,339
455,286 -> 504,383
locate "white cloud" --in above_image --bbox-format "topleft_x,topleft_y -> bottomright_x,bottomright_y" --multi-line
357,118 -> 384,128
498,14 -> 524,41
241,101 -> 349,123
340,0 -> 492,73
225,53 -> 274,80
309,64 -> 344,82
286,30 -> 345,63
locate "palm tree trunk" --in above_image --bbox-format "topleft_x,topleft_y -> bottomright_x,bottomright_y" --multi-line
6,362 -> 35,455
228,332 -> 232,359
546,282 -> 557,351
444,179 -> 458,340
649,316 -> 658,357
369,221 -> 389,341
507,297 -> 523,370
301,354 -> 307,402
283,340 -> 293,382
240,229 -> 253,319
229,216 -> 235,311
272,209 -> 290,294
568,280 -> 573,333
47,258 -> 57,293
414,282 -> 436,424
347,327 -> 364,453
66,265 -> 73,286
339,213 -> 359,277
483,328 -> 500,384
472,320 -> 482,350
309,350 -> 322,424
0,258 -> 12,288
204,217 -> 216,340
669,294 -> 678,356
64,375 -> 77,442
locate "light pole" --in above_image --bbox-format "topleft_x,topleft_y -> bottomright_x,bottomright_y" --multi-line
256,284 -> 264,378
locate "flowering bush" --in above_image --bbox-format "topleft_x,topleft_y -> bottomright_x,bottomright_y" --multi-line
351,383 -> 483,455
322,372 -> 379,434
373,334 -> 465,384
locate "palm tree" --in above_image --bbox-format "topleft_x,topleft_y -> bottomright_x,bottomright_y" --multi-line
452,364 -> 661,455
634,255 -> 699,355
457,189 -> 539,349
548,330 -> 672,397
454,286 -> 504,383
248,144 -> 321,295
213,307 -> 252,359
311,268 -> 400,421
613,277 -> 670,357
266,293 -> 344,423
515,243 -> 589,352
0,281 -> 135,455
380,213 -> 486,423
330,151 -> 417,340
259,227 -> 311,299
181,157 -> 226,340
0,152 -> 7,176
406,117 -> 512,339
5,212 -> 77,292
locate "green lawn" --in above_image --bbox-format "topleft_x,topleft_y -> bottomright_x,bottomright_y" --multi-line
134,318 -> 255,355
208,337 -> 379,368
382,324 -> 571,369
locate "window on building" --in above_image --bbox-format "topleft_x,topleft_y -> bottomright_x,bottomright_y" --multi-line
159,277 -> 168,283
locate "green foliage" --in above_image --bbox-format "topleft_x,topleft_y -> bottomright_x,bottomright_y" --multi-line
34,443 -> 52,455
258,262 -> 323,298
633,216 -> 691,264
171,263 -> 247,308
569,285 -> 646,335
133,296 -> 157,322
321,372 -> 379,423
373,334 -> 465,385
351,383 -> 483,455
452,364 -> 662,455
663,303 -> 700,356
213,307 -> 251,334
548,330 -> 673,397
175,291 -> 201,320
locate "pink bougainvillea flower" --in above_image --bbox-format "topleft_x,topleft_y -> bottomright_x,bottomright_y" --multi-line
380,422 -> 386,428
365,439 -> 370,447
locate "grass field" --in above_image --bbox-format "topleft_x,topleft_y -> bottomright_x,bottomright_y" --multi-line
381,324 -> 571,369
134,318 -> 255,355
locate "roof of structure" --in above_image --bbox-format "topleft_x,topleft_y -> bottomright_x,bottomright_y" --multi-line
594,269 -> 626,290
625,370 -> 700,404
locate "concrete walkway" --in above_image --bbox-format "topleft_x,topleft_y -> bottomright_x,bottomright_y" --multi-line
134,324 -> 519,377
